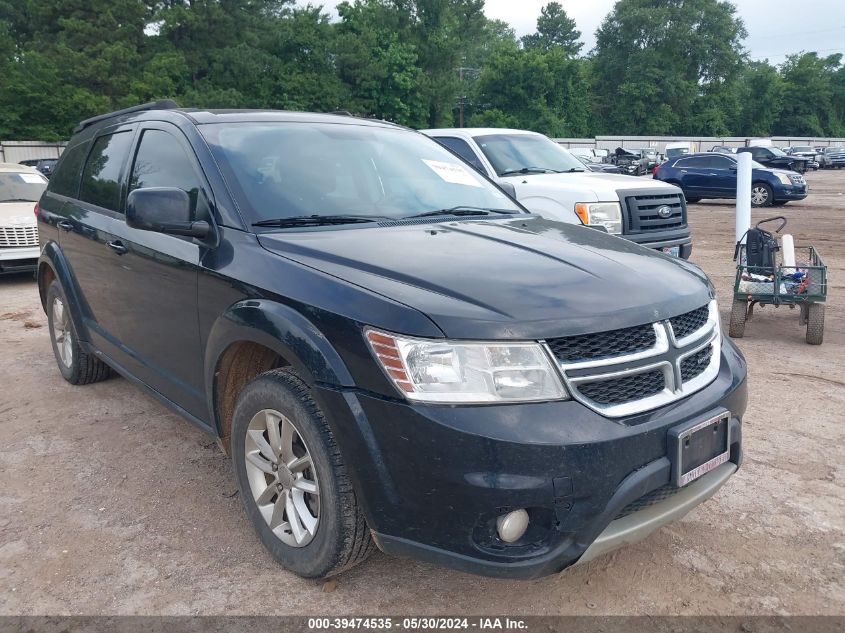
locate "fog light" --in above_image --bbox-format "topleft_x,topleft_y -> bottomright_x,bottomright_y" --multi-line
496,509 -> 529,543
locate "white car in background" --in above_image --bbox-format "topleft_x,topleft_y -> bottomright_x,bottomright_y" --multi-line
0,163 -> 47,275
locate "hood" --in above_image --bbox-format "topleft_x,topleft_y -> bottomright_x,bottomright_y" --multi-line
257,216 -> 711,340
0,202 -> 38,227
509,170 -> 672,192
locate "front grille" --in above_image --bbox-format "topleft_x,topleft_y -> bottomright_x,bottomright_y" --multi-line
577,370 -> 665,405
624,192 -> 686,232
547,324 -> 655,363
680,345 -> 713,382
615,484 -> 683,520
669,305 -> 709,339
0,226 -> 38,247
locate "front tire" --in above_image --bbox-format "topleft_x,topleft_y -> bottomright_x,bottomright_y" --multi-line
685,196 -> 701,204
46,281 -> 111,385
231,368 -> 375,578
751,183 -> 773,207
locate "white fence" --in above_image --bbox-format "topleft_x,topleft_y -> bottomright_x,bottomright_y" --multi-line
553,136 -> 845,153
0,141 -> 66,164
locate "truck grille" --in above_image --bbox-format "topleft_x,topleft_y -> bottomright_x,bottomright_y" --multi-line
623,192 -> 686,232
550,301 -> 719,417
0,226 -> 38,247
546,324 -> 655,363
670,305 -> 709,339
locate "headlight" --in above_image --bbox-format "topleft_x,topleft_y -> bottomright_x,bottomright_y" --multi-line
775,172 -> 792,185
574,202 -> 623,234
365,330 -> 568,404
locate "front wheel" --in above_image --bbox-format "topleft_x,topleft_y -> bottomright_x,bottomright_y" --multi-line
751,183 -> 773,207
685,196 -> 701,204
231,368 -> 375,578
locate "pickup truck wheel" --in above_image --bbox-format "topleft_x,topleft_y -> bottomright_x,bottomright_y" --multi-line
46,281 -> 111,385
751,183 -> 773,207
729,299 -> 747,338
231,368 -> 375,578
685,196 -> 701,204
805,303 -> 824,345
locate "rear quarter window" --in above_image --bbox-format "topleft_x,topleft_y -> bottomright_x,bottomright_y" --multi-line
48,143 -> 88,198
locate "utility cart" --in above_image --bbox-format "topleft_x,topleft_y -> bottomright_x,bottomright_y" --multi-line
730,217 -> 827,344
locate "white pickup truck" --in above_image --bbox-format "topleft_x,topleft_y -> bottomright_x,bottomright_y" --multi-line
423,128 -> 692,259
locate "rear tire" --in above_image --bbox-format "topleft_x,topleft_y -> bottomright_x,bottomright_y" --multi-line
751,183 -> 773,207
231,368 -> 375,578
806,303 -> 824,345
729,299 -> 747,338
46,281 -> 111,385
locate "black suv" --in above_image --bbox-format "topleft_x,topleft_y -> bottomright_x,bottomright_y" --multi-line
736,146 -> 809,173
37,102 -> 747,579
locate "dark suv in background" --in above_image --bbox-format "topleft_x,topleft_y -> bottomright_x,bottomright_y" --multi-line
736,146 -> 809,173
37,102 -> 747,579
655,153 -> 807,207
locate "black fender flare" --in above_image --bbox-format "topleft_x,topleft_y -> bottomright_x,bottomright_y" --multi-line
203,299 -> 355,435
37,241 -> 92,342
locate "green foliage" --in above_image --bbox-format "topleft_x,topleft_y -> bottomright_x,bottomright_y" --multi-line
0,0 -> 842,140
521,2 -> 582,56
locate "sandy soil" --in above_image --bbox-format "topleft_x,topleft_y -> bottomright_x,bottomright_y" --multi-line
0,170 -> 842,616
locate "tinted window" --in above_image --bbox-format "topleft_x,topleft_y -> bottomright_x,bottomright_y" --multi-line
708,156 -> 735,169
79,131 -> 133,211
675,156 -> 709,168
49,143 -> 88,198
130,129 -> 208,220
435,137 -> 485,172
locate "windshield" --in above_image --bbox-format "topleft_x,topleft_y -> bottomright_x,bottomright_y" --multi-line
769,147 -> 787,157
200,122 -> 521,224
0,171 -> 47,202
472,134 -> 586,176
666,148 -> 689,158
792,146 -> 813,152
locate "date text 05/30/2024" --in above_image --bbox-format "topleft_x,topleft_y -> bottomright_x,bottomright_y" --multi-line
308,618 -> 528,630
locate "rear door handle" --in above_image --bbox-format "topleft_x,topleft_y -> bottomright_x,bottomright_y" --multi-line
106,240 -> 128,255
57,220 -> 73,231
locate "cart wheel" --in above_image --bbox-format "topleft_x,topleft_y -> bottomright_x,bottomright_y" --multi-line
729,299 -> 747,338
806,303 -> 825,345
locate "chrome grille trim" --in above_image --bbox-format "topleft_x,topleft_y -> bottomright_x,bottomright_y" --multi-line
0,226 -> 39,248
549,300 -> 720,418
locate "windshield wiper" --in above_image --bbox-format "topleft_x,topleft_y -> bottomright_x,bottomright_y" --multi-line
500,167 -> 562,175
252,214 -> 390,228
561,168 -> 587,173
403,206 -> 518,219
0,198 -> 37,203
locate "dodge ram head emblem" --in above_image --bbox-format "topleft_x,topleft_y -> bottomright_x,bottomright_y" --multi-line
657,205 -> 673,218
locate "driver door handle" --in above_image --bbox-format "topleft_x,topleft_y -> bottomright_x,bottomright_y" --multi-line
57,220 -> 73,231
106,240 -> 128,255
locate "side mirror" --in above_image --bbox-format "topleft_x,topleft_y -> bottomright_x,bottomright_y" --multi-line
729,165 -> 738,171
126,187 -> 210,238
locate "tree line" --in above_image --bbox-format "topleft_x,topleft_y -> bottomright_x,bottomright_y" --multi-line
0,0 -> 843,141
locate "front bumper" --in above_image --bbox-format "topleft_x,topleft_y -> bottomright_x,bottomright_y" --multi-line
0,246 -> 38,274
317,338 -> 747,578
775,185 -> 808,201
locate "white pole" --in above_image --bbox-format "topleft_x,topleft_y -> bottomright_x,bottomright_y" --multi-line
735,151 -> 752,244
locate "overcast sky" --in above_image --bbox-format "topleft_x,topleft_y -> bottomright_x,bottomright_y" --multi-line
300,0 -> 845,63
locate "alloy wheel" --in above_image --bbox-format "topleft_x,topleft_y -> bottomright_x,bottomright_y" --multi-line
751,186 -> 769,206
51,296 -> 73,368
244,409 -> 320,547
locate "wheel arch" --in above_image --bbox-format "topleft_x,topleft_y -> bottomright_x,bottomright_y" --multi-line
37,241 -> 91,341
204,300 -> 355,450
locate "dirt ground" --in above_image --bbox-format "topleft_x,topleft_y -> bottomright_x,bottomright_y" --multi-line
0,170 -> 843,617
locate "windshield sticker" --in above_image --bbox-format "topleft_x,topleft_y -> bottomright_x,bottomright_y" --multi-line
423,160 -> 483,187
19,173 -> 47,184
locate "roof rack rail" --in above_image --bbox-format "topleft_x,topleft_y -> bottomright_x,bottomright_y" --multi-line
73,100 -> 179,134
